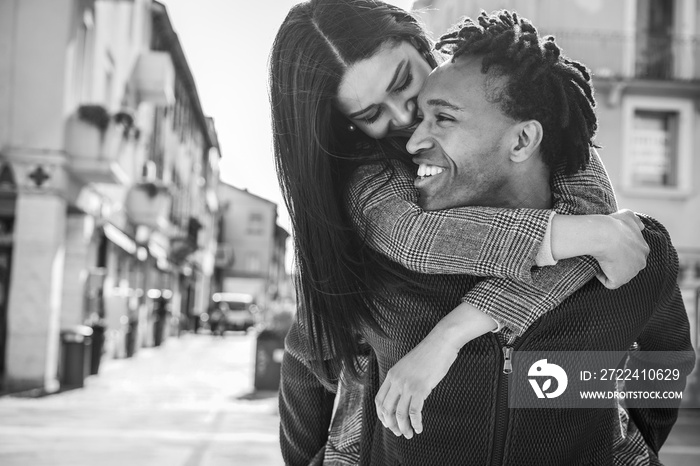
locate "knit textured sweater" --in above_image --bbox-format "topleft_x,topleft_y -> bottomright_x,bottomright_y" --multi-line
279,217 -> 694,465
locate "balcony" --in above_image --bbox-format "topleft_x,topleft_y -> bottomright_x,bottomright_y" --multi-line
544,31 -> 700,82
215,243 -> 235,269
124,182 -> 173,230
169,218 -> 202,264
131,51 -> 175,105
65,106 -> 133,185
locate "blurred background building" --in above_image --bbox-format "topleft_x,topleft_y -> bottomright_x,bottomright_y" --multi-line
414,0 -> 700,350
216,183 -> 290,311
0,0 -> 289,394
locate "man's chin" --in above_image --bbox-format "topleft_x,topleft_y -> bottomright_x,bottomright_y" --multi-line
417,194 -> 441,211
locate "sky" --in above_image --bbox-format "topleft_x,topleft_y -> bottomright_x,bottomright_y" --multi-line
159,0 -> 416,233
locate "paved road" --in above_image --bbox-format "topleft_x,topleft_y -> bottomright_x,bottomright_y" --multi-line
0,332 -> 283,466
0,332 -> 698,465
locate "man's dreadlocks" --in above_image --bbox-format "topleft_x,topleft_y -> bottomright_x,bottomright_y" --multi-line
436,10 -> 598,175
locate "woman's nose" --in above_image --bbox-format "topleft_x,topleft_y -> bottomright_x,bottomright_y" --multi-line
390,98 -> 416,129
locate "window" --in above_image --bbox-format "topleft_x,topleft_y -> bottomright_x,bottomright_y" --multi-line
247,212 -> 264,235
635,0 -> 675,79
72,9 -> 95,106
622,96 -> 693,196
246,253 -> 261,273
630,110 -> 678,188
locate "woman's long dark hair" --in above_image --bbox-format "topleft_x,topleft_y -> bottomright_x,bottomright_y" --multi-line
269,0 -> 437,387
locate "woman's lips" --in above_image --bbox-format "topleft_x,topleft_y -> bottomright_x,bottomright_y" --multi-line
389,122 -> 419,138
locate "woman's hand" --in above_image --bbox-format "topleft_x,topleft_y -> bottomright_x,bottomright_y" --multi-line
551,209 -> 649,289
375,331 -> 458,439
593,210 -> 649,289
375,302 -> 497,439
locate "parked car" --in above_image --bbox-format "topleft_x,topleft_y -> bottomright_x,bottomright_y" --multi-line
212,292 -> 257,332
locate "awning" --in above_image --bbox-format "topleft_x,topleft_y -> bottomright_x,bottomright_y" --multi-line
103,223 -> 137,255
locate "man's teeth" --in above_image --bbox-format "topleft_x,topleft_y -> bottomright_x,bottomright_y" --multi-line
417,164 -> 445,178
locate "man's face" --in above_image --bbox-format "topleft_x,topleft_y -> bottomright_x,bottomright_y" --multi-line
406,56 -> 520,210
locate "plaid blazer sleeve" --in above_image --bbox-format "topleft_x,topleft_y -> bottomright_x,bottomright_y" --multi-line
345,163 -> 551,284
347,149 -> 618,335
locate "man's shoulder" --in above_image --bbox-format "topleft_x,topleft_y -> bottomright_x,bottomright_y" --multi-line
637,214 -> 678,279
529,215 -> 681,350
588,214 -> 677,298
554,215 -> 677,318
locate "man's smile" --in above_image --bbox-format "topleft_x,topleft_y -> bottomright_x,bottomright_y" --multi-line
413,159 -> 448,190
417,163 -> 445,178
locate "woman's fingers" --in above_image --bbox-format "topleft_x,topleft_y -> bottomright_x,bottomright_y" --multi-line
395,392 -> 414,438
376,383 -> 426,439
633,213 -> 645,231
378,386 -> 402,436
409,395 -> 425,435
375,334 -> 460,439
613,208 -> 644,231
597,210 -> 650,289
375,380 -> 391,425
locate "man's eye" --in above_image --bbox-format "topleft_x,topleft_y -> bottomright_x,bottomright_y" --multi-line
436,114 -> 454,123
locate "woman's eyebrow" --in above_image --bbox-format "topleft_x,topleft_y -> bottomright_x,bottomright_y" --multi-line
347,59 -> 407,119
348,104 -> 375,119
385,59 -> 407,92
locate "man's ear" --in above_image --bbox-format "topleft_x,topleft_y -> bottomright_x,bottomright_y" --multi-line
510,120 -> 543,163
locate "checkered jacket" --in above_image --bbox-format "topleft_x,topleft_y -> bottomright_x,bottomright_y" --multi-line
345,148 -> 617,336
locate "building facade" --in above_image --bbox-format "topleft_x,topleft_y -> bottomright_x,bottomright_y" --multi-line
216,184 -> 289,312
0,0 -> 220,392
413,0 -> 700,349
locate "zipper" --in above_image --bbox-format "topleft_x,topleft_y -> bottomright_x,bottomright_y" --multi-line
490,334 -> 514,466
490,322 -> 542,466
502,346 -> 513,374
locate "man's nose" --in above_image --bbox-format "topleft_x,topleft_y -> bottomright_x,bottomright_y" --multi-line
389,98 -> 416,129
406,120 -> 431,155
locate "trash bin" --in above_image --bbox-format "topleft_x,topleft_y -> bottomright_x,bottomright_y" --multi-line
89,323 -> 106,375
125,318 -> 137,358
60,325 -> 93,388
254,329 -> 285,390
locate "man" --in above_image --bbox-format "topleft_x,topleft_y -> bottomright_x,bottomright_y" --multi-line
280,10 -> 694,465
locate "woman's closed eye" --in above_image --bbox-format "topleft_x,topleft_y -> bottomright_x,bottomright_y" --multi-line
363,108 -> 384,124
361,75 -> 414,126
393,71 -> 413,94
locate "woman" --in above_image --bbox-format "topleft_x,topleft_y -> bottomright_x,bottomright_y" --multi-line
271,1 -> 648,464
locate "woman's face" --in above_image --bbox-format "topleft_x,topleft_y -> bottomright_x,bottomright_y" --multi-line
336,40 -> 433,140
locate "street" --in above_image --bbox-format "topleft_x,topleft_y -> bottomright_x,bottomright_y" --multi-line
0,333 -> 698,466
0,332 -> 283,466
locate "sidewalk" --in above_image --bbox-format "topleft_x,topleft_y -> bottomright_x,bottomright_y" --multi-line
0,332 -> 283,466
